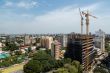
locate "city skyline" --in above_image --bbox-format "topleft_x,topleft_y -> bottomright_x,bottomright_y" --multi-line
0,0 -> 110,34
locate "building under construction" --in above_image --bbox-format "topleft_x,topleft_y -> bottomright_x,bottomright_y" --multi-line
64,8 -> 97,72
65,34 -> 96,72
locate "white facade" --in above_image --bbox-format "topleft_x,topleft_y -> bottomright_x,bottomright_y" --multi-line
63,35 -> 68,47
94,29 -> 105,53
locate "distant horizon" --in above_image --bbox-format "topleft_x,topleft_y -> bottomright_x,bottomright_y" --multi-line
0,31 -> 109,35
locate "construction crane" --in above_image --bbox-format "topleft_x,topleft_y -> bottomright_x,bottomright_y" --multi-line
82,10 -> 97,35
79,8 -> 84,34
82,10 -> 97,71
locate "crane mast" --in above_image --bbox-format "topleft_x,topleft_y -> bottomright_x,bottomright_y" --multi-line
85,11 -> 89,35
79,8 -> 84,34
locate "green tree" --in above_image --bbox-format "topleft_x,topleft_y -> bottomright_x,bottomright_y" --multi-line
24,50 -> 82,73
78,65 -> 83,73
5,42 -> 19,51
64,64 -> 78,73
71,60 -> 80,69
68,65 -> 78,73
24,60 -> 42,73
33,50 -> 51,60
62,58 -> 71,65
41,60 -> 51,72
24,50 -> 54,73
55,68 -> 69,73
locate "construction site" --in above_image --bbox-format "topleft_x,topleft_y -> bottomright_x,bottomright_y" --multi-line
65,8 -> 97,73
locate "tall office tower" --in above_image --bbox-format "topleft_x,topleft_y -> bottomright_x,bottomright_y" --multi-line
40,36 -> 53,49
94,29 -> 105,53
51,40 -> 61,60
65,34 -> 96,72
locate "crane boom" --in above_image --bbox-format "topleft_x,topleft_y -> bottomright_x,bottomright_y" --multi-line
82,11 -> 97,35
89,14 -> 97,18
82,11 -> 97,18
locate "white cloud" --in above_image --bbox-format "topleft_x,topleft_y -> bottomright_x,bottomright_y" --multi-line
17,1 -> 39,9
3,1 -> 39,9
4,1 -> 13,7
32,3 -> 100,34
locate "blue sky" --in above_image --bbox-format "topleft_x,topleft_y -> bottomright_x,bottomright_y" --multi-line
0,0 -> 110,34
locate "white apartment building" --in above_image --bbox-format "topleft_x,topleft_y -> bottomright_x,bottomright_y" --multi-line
94,29 -> 105,53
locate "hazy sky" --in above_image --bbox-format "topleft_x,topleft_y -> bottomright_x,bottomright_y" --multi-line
0,0 -> 110,34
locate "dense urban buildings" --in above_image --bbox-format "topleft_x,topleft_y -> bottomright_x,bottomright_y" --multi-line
0,32 -> 109,73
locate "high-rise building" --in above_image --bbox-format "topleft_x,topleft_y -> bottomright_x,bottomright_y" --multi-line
40,36 -> 53,49
65,34 -> 96,72
94,29 -> 105,53
62,35 -> 68,47
55,34 -> 68,48
51,40 -> 61,60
